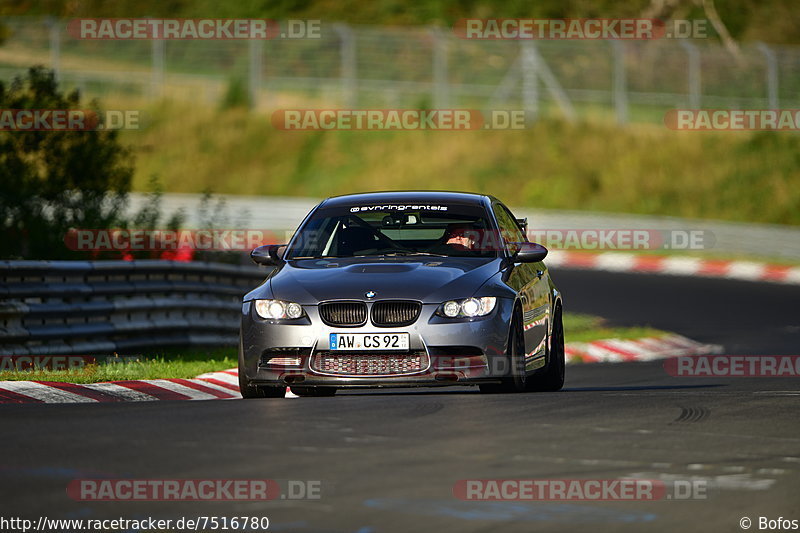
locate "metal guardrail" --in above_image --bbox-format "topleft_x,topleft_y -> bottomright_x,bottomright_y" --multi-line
0,260 -> 268,356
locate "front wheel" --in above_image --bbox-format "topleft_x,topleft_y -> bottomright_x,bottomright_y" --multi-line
480,310 -> 527,394
527,306 -> 565,392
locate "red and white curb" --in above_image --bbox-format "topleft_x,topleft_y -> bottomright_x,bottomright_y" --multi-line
0,368 -> 303,404
565,333 -> 722,364
547,251 -> 800,285
0,370 -> 240,404
0,334 -> 721,403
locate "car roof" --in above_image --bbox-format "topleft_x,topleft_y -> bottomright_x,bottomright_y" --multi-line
320,191 -> 494,208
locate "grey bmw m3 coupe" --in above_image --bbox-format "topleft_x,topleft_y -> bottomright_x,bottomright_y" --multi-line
238,191 -> 564,398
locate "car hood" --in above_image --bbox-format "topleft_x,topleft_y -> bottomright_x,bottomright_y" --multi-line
252,256 -> 501,304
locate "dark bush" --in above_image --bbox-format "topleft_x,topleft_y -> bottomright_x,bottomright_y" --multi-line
0,66 -> 133,259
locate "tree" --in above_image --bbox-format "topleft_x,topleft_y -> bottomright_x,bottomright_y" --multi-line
0,66 -> 133,259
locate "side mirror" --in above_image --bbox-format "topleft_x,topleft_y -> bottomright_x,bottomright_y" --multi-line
515,242 -> 548,263
251,244 -> 285,266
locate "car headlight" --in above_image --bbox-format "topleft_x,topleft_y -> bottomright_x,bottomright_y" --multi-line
254,299 -> 305,320
438,297 -> 496,318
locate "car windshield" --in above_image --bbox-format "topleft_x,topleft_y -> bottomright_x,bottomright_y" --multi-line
285,204 -> 501,259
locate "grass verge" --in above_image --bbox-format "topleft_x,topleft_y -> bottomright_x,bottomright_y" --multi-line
0,348 -> 236,384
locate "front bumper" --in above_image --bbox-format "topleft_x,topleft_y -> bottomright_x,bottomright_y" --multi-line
239,299 -> 514,388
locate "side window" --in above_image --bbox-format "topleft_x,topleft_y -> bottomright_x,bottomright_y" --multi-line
492,203 -> 526,254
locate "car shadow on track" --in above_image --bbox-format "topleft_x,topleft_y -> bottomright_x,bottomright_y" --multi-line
332,384 -> 725,396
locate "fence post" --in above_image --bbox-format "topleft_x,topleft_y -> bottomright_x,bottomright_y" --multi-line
680,41 -> 701,108
756,42 -> 779,109
47,17 -> 61,83
611,40 -> 628,125
151,38 -> 165,99
521,41 -> 539,119
249,38 -> 263,109
431,27 -> 449,109
334,24 -> 357,107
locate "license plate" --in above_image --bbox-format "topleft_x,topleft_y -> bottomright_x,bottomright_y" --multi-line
330,333 -> 409,351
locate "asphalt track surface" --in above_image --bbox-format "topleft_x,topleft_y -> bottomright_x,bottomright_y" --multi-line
2,269 -> 799,532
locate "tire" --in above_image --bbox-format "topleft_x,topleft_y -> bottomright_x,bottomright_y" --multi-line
480,309 -> 528,394
527,306 -> 565,392
238,346 -> 286,399
290,386 -> 337,397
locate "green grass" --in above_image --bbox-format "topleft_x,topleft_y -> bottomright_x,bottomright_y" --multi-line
0,348 -> 236,383
563,312 -> 665,343
0,313 -> 665,382
119,101 -> 800,226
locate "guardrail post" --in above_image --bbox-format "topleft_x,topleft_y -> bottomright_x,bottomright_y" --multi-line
151,37 -> 165,99
611,40 -> 628,125
431,27 -> 449,109
249,38 -> 263,109
680,40 -> 701,108
521,41 -> 539,119
334,24 -> 357,107
756,42 -> 779,109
